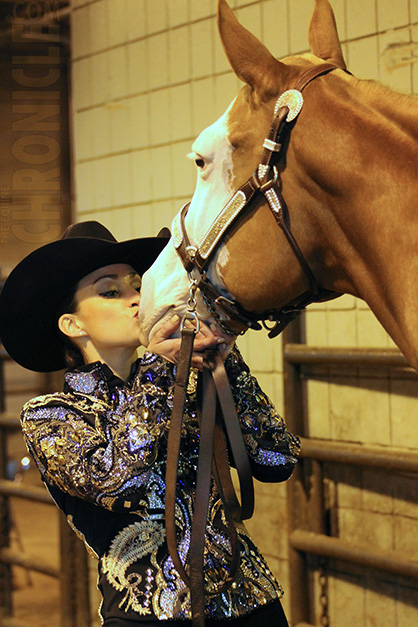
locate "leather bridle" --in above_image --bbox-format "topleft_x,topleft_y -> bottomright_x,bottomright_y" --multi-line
173,62 -> 345,338
165,63 -> 348,627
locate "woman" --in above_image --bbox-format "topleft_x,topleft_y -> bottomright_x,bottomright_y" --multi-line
0,221 -> 300,626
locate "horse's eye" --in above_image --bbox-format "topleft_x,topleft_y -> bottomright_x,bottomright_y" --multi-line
195,157 -> 205,169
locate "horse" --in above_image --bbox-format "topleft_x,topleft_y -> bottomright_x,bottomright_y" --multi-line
138,0 -> 418,374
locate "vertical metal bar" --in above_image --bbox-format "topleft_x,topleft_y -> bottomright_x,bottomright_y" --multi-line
59,514 -> 77,627
74,537 -> 91,626
283,318 -> 311,625
0,356 -> 13,619
59,514 -> 91,627
0,355 -> 5,413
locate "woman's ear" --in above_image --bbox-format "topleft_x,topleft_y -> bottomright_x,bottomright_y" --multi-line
58,313 -> 86,339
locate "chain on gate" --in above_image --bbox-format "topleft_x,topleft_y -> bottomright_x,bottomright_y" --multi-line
319,558 -> 330,627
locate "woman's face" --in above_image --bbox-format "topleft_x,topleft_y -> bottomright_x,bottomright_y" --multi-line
66,263 -> 143,354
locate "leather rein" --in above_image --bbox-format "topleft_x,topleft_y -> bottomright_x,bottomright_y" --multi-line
172,62 -> 345,338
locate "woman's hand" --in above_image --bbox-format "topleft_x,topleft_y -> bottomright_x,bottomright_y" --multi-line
147,315 -> 235,369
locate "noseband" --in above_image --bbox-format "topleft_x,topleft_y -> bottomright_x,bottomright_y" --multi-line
173,62 -> 345,338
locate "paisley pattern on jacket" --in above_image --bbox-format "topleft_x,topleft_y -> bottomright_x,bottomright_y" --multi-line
21,347 -> 300,622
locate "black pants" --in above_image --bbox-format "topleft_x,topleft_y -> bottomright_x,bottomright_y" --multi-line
104,600 -> 289,626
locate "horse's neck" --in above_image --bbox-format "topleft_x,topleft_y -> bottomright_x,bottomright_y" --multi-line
293,79 -> 418,369
298,78 -> 418,224
364,82 -> 418,138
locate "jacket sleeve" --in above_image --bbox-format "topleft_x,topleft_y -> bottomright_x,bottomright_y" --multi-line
224,345 -> 300,482
20,388 -> 167,512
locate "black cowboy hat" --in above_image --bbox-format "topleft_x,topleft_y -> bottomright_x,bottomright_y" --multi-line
0,221 -> 169,372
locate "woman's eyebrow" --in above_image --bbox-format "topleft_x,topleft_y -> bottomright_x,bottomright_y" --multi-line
93,274 -> 118,285
93,272 -> 139,285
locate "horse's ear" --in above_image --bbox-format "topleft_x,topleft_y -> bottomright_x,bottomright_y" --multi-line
217,0 -> 288,100
308,0 -> 347,69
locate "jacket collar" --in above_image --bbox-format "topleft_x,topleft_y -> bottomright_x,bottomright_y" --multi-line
63,359 -> 141,399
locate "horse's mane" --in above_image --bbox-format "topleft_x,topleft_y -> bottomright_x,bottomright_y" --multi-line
287,53 -> 417,113
345,76 -> 418,152
361,77 -> 417,112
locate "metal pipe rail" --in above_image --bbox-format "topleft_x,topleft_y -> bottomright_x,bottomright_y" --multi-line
0,415 -> 20,430
290,530 -> 418,580
283,345 -> 410,368
282,331 -> 418,626
0,348 -> 10,362
0,547 -> 59,578
0,480 -> 53,505
299,437 -> 418,474
1,618 -> 31,627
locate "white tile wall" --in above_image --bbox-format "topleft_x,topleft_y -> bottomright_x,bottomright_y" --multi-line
378,0 -> 409,30
146,0 -> 167,34
107,0 -> 128,47
127,94 -> 150,147
127,40 -> 149,94
347,36 -> 380,79
191,18 -> 214,78
346,0 -> 377,39
262,0 -> 290,59
89,52 -> 109,105
89,1 -> 108,53
237,4 -> 262,40
379,28 -> 414,89
71,58 -> 92,109
148,32 -> 169,89
91,105 -> 111,157
288,0 -> 312,53
131,149 -> 152,203
70,2 -> 418,625
71,4 -> 91,58
190,0 -> 214,21
168,0 -> 189,28
148,89 -> 171,144
126,0 -> 147,40
169,26 -> 191,84
170,84 -> 193,140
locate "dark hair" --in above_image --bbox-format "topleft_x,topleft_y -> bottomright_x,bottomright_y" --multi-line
56,286 -> 85,369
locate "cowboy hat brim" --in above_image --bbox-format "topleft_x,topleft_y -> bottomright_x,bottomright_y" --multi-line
0,235 -> 168,372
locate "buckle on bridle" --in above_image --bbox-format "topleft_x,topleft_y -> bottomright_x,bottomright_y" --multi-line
256,165 -> 279,193
180,310 -> 200,333
186,245 -> 198,261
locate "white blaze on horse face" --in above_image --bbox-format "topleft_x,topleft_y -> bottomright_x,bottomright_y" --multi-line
138,242 -> 193,346
186,104 -> 235,242
138,105 -> 235,345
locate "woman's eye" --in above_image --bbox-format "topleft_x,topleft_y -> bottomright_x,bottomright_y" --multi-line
195,157 -> 205,169
131,278 -> 142,293
100,290 -> 119,298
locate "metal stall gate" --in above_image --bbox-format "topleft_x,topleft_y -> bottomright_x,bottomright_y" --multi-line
0,349 -> 92,627
283,319 -> 418,627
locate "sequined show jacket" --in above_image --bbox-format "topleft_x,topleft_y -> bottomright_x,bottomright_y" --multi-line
21,347 -> 300,623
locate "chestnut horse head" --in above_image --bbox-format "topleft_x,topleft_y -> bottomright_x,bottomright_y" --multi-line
139,0 -> 418,372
